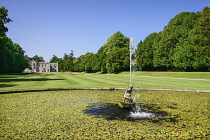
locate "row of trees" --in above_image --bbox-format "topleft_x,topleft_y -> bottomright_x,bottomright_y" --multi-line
50,32 -> 130,73
50,50 -> 75,72
0,7 -> 28,73
136,7 -> 210,71
50,7 -> 209,73
1,6 -> 209,73
27,55 -> 45,62
74,31 -> 130,73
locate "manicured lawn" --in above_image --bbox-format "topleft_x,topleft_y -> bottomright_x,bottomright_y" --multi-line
0,72 -> 210,92
0,90 -> 209,139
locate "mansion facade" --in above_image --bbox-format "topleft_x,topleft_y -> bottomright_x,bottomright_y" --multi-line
24,60 -> 58,72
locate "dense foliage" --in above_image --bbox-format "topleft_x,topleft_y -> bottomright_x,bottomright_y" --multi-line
50,7 -> 209,73
3,6 -> 208,73
136,7 -> 210,71
28,55 -> 45,62
0,7 -> 28,73
50,31 -> 130,73
50,50 -> 75,72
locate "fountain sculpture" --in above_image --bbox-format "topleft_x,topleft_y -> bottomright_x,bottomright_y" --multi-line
118,37 -> 136,109
118,37 -> 164,119
84,37 -> 166,120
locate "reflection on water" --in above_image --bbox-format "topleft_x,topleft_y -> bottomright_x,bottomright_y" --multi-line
83,102 -> 168,121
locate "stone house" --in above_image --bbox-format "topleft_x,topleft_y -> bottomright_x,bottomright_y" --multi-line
24,60 -> 58,72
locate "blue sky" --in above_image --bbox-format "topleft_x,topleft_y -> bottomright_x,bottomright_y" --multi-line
1,0 -> 209,62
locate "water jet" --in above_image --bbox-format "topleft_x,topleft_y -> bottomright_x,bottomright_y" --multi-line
117,37 -> 165,120
119,37 -> 137,109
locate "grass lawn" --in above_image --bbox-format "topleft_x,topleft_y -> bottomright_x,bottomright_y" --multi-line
0,90 -> 209,139
0,72 -> 210,92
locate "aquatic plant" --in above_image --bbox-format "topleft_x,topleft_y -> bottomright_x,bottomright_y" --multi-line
0,90 -> 209,139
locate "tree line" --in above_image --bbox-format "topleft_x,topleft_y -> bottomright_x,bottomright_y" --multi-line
50,7 -> 210,73
1,6 -> 209,73
50,31 -> 130,73
0,6 -> 28,73
136,7 -> 210,71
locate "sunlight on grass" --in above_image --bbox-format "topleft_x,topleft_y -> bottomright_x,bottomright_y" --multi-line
0,72 -> 210,92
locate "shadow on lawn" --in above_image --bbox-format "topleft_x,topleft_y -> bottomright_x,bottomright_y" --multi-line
0,78 -> 64,83
0,73 -> 64,92
0,73 -> 63,83
0,84 -> 17,88
0,73 -> 64,89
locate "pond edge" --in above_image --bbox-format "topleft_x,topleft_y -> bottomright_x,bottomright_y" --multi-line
1,88 -> 210,94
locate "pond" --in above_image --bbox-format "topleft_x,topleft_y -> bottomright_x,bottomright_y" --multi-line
0,90 -> 209,139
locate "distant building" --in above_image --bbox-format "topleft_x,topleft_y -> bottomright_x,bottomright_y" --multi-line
24,60 -> 58,72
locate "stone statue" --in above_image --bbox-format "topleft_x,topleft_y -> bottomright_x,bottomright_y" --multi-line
123,85 -> 134,103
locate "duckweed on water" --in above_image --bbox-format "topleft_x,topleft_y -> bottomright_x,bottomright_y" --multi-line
0,90 -> 209,139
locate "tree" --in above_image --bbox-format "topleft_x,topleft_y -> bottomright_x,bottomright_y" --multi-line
0,7 -> 27,73
73,52 -> 95,72
136,33 -> 160,70
102,31 -> 130,54
0,6 -> 12,37
95,47 -> 107,72
62,50 -> 74,72
0,37 -> 13,73
106,48 -> 129,73
186,7 -> 210,71
96,31 -> 130,73
50,55 -> 59,63
137,7 -> 210,71
170,7 -> 210,71
13,43 -> 28,72
74,31 -> 131,73
154,12 -> 197,70
30,55 -> 45,62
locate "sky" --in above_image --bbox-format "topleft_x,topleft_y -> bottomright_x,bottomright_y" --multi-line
1,0 -> 209,62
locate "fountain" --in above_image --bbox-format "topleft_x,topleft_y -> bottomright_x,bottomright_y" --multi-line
84,37 -> 167,120
118,37 -> 137,109
118,37 -> 160,119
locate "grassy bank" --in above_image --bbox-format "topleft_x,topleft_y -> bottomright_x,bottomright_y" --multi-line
0,90 -> 209,139
0,72 -> 210,92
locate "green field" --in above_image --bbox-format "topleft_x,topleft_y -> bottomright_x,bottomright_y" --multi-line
0,72 -> 210,92
0,90 -> 209,139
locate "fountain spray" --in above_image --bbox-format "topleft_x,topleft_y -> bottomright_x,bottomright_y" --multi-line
129,37 -> 135,86
118,37 -> 136,109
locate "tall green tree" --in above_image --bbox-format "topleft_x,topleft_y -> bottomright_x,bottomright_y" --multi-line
63,50 -> 74,72
0,6 -> 12,37
13,43 -> 28,72
136,33 -> 160,70
30,55 -> 45,62
74,52 -> 96,72
102,31 -> 130,54
106,48 -> 129,73
97,31 -> 130,73
185,7 -> 210,71
168,8 -> 210,71
0,6 -> 27,73
50,55 -> 59,63
154,12 -> 197,69
0,37 -> 13,73
137,7 -> 210,71
96,47 -> 107,72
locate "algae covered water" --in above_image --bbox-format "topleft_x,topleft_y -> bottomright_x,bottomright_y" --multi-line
0,90 -> 209,139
